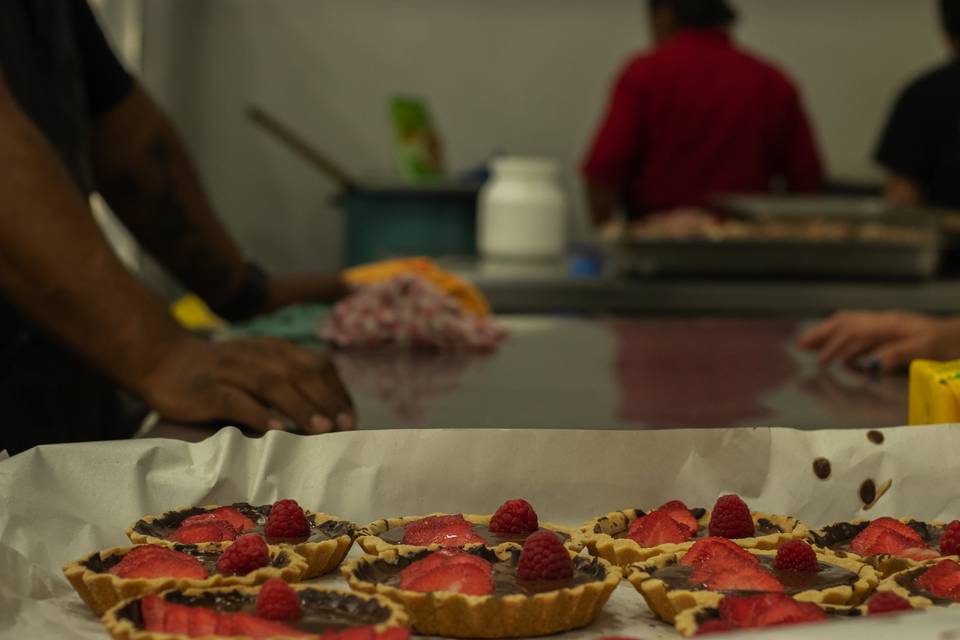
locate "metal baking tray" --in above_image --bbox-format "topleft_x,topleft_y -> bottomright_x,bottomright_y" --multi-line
606,238 -> 940,280
715,194 -> 893,221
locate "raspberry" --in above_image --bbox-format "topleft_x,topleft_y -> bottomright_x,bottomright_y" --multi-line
265,499 -> 310,539
708,495 -> 756,539
215,534 -> 270,575
256,578 -> 303,620
773,540 -> 819,573
517,531 -> 573,581
866,591 -> 913,615
941,521 -> 960,556
489,499 -> 539,534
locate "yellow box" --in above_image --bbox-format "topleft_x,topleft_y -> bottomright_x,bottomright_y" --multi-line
909,359 -> 960,425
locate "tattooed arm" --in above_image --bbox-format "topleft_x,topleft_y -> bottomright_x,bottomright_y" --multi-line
89,84 -> 349,314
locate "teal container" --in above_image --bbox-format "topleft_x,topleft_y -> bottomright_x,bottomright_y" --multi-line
338,184 -> 479,266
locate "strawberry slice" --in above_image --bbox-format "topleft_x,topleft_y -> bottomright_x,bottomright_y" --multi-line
719,593 -> 825,629
693,562 -> 784,593
331,627 -> 377,640
657,500 -> 699,534
627,510 -> 693,547
168,520 -> 238,544
377,628 -> 412,640
111,546 -> 207,580
402,515 -> 484,547
187,607 -> 219,636
680,537 -> 758,568
751,597 -> 827,628
870,518 -> 924,544
399,550 -> 492,589
226,612 -> 313,638
163,604 -> 191,634
182,506 -> 256,532
918,559 -> 960,600
140,595 -> 167,631
696,619 -> 737,634
851,525 -> 915,557
404,562 -> 494,595
901,547 -> 941,562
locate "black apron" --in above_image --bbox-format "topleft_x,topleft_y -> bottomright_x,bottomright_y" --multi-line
0,0 -> 128,455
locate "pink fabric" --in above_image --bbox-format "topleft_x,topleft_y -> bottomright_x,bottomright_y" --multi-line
320,275 -> 506,351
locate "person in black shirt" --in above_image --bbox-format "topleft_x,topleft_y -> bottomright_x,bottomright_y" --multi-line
876,0 -> 960,209
800,0 -> 960,373
0,1 -> 355,455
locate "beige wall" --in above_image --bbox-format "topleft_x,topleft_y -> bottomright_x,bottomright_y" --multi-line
139,0 -> 949,272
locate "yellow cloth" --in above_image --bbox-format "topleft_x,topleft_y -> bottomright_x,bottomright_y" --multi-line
908,359 -> 960,425
343,257 -> 491,318
170,294 -> 226,331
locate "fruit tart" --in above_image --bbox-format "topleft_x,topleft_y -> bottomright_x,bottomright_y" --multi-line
357,499 -> 576,555
627,538 -> 876,624
672,593 -> 828,637
874,558 -> 960,608
674,590 -> 919,636
342,532 -> 620,638
807,516 -> 953,577
576,495 -> 806,568
64,537 -> 307,615
127,500 -> 355,578
102,579 -> 410,640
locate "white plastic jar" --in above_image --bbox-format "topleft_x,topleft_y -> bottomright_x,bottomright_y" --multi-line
477,156 -> 568,260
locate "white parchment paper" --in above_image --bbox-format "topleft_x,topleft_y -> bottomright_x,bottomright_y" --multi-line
3,426 -> 960,639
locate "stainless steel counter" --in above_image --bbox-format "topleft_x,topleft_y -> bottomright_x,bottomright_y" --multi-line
457,261 -> 960,315
147,315 -> 909,441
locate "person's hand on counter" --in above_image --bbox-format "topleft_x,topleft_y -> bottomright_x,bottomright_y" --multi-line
799,311 -> 960,373
139,336 -> 355,434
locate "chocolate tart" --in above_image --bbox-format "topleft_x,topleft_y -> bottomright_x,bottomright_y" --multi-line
357,513 -> 577,555
576,507 -> 805,568
873,562 -> 960,609
626,548 -> 875,624
127,503 -> 356,579
673,601 -> 864,637
64,543 -> 307,615
101,584 -> 409,640
807,518 -> 948,577
342,545 -> 620,638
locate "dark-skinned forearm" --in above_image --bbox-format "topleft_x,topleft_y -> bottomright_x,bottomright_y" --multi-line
90,85 -> 249,309
0,78 -> 190,395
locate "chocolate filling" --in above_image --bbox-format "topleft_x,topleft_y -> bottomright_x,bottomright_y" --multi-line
647,556 -> 858,595
895,566 -> 959,606
377,519 -> 569,547
116,588 -> 392,633
82,544 -> 289,576
867,431 -> 885,445
810,520 -> 943,554
352,547 -> 607,596
132,503 -> 354,545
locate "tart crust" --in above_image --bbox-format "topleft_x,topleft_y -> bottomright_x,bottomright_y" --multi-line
100,583 -> 410,640
357,513 -> 578,554
626,548 -> 875,624
126,504 -> 356,579
576,508 -> 806,568
807,518 -> 948,578
342,546 -> 621,638
63,543 -> 307,615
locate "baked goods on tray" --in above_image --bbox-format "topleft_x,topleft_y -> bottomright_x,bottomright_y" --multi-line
127,500 -> 356,578
358,499 -> 576,554
342,533 -> 619,638
575,495 -> 806,567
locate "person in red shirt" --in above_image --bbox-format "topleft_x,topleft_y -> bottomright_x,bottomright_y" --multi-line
583,0 -> 824,226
